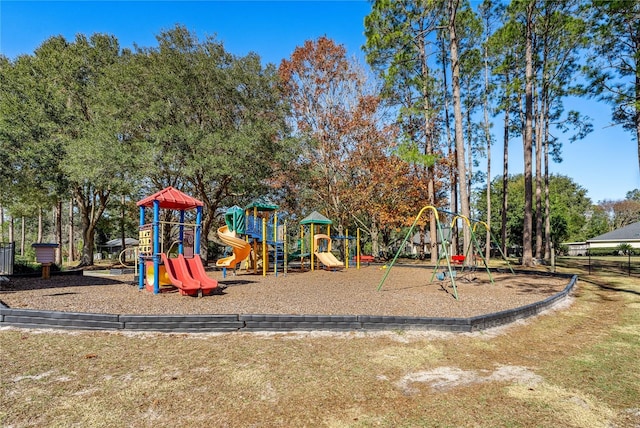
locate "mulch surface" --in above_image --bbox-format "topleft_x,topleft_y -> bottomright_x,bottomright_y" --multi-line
0,264 -> 572,318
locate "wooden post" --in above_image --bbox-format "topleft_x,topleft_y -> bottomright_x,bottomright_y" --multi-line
41,263 -> 51,279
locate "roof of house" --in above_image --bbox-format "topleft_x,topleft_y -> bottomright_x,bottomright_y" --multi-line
102,238 -> 139,248
587,221 -> 640,242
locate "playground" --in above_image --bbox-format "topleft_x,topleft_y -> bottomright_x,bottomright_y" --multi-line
1,187 -> 576,329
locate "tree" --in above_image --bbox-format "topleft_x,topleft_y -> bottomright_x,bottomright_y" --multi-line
364,0 -> 444,262
475,174 -> 591,249
127,26 -> 292,256
600,198 -> 640,230
279,36 -> 362,231
486,18 -> 523,256
280,37 -> 387,236
478,0 -> 503,261
534,0 -> 591,261
448,0 -> 473,261
0,52 -> 68,263
348,130 -> 432,257
583,205 -> 610,239
33,34 -> 138,266
498,0 -> 590,265
586,0 -> 640,171
627,189 -> 640,202
521,0 -> 536,267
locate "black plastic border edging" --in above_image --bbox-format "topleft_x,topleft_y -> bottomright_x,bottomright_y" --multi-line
0,272 -> 577,334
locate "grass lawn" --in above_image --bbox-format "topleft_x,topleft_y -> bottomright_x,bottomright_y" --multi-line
1,260 -> 639,427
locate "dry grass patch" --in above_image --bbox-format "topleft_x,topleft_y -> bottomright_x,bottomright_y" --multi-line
507,382 -> 616,428
2,265 -> 640,427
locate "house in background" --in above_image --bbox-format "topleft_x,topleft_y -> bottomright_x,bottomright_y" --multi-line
564,241 -> 589,256
98,237 -> 139,259
403,226 -> 452,257
587,221 -> 640,251
564,221 -> 640,255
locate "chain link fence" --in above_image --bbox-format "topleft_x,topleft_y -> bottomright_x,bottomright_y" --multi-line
557,255 -> 640,276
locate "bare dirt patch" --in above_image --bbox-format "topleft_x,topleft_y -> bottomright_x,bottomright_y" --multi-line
396,364 -> 543,394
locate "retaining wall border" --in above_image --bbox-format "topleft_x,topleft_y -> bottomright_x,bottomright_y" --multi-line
0,271 -> 577,333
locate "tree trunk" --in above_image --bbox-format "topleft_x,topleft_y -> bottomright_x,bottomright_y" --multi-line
436,31 -> 458,260
370,221 -> 380,258
483,47 -> 492,262
202,211 -> 215,261
55,200 -> 63,265
441,29 -> 458,257
501,103 -> 509,256
535,93 -> 543,260
449,0 -> 471,264
20,216 -> 25,256
416,225 -> 423,260
75,186 -> 110,267
501,62 -> 514,257
37,207 -> 43,243
522,1 -> 535,267
636,56 -> 640,172
68,199 -> 75,263
466,108 -> 473,215
417,31 -> 438,264
80,221 -> 95,267
8,216 -> 14,243
544,120 -> 552,261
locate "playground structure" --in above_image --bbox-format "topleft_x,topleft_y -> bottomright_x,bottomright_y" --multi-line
135,187 -> 364,290
216,225 -> 251,270
313,234 -> 344,269
299,211 -> 346,271
137,186 -> 219,296
215,208 -> 361,274
216,200 -> 288,276
378,205 -> 513,300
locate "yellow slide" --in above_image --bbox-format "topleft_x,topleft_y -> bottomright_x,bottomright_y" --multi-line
315,251 -> 345,269
216,225 -> 251,269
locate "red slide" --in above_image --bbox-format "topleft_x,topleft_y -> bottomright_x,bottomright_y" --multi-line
161,253 -> 201,296
184,255 -> 220,296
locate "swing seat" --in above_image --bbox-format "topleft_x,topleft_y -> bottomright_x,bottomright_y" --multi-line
436,270 -> 457,280
451,255 -> 465,265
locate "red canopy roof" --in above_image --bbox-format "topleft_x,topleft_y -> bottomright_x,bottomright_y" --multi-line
136,186 -> 204,210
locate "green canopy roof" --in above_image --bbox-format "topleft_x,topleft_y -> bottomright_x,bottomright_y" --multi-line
300,210 -> 333,225
245,197 -> 278,212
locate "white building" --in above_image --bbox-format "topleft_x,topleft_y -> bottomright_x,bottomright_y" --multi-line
564,221 -> 640,255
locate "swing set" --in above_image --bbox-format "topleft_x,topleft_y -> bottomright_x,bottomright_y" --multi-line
377,205 -> 514,300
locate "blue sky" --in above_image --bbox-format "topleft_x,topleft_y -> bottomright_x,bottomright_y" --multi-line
1,0 -> 638,204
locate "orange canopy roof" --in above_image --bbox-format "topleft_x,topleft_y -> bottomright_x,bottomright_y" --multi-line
136,186 -> 203,210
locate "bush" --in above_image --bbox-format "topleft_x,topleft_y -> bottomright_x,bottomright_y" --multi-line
616,243 -> 634,256
12,258 -> 61,275
587,247 -> 635,257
